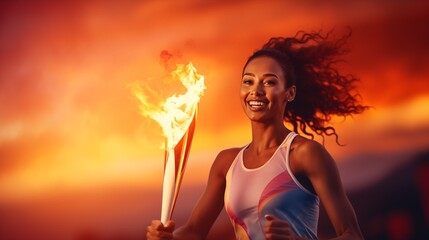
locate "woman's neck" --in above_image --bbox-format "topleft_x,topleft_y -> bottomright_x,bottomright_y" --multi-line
249,121 -> 290,153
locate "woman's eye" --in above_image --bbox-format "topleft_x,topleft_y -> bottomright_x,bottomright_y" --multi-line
242,79 -> 252,85
264,80 -> 276,86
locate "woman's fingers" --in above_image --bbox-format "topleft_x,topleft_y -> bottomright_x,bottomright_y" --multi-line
146,220 -> 175,240
164,220 -> 176,232
264,215 -> 296,240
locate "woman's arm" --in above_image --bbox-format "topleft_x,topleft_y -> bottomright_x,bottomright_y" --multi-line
147,148 -> 239,240
293,139 -> 364,240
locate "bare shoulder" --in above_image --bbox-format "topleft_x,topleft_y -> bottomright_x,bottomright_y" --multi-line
211,147 -> 242,177
291,136 -> 334,174
292,136 -> 327,156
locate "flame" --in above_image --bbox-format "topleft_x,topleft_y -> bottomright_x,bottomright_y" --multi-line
131,62 -> 205,149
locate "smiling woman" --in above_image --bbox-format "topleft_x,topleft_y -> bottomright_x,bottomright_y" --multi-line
147,30 -> 367,240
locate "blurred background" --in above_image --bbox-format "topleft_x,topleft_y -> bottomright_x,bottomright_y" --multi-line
1,0 -> 429,239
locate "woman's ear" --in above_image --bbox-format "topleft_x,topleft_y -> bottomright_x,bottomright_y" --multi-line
286,85 -> 296,102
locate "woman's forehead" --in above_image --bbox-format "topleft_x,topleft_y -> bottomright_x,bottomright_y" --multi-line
244,56 -> 284,76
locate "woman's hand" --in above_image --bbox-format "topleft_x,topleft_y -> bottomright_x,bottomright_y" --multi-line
146,220 -> 176,240
264,215 -> 305,240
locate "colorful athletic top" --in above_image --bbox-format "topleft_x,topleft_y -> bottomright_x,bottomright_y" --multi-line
224,132 -> 319,240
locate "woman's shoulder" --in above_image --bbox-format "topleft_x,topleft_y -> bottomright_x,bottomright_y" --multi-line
292,136 -> 326,155
211,147 -> 243,177
291,136 -> 332,173
217,147 -> 242,159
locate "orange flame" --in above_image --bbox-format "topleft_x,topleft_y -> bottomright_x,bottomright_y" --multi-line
131,62 -> 205,149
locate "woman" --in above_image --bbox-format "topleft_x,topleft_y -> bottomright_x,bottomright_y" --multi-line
147,30 -> 367,240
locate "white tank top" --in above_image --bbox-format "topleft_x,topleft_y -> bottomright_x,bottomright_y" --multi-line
224,132 -> 319,240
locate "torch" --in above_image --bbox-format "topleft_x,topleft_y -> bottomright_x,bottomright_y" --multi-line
131,62 -> 205,224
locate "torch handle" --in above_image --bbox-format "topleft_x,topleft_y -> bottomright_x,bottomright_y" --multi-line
160,148 -> 175,224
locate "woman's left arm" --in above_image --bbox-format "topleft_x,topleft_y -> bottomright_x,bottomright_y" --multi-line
295,140 -> 364,240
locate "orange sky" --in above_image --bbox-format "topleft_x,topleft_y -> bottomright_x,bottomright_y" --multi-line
1,0 -> 429,222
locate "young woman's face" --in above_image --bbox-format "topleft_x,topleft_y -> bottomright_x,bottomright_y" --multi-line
240,56 -> 292,123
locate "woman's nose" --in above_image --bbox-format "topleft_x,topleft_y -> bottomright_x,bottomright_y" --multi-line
250,84 -> 264,96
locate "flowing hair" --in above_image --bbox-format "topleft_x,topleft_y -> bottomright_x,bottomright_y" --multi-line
243,30 -> 369,144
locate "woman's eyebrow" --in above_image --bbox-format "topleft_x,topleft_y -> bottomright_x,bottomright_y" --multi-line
242,72 -> 255,77
242,73 -> 279,78
262,73 -> 279,78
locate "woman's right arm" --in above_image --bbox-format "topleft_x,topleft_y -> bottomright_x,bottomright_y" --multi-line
146,148 -> 239,240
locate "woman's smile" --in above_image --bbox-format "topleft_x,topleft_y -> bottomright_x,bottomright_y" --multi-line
248,100 -> 267,110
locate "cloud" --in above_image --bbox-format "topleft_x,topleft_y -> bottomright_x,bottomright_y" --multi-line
346,2 -> 429,105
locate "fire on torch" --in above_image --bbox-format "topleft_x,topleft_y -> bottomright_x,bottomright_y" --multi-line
131,62 -> 205,224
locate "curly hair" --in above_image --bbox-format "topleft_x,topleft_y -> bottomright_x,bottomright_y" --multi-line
243,30 -> 369,144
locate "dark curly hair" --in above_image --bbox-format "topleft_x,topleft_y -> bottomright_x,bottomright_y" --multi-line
243,30 -> 369,144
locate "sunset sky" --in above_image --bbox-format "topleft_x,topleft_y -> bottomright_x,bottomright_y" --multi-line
1,0 -> 429,239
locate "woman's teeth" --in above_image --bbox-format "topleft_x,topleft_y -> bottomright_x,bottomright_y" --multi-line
249,101 -> 265,106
